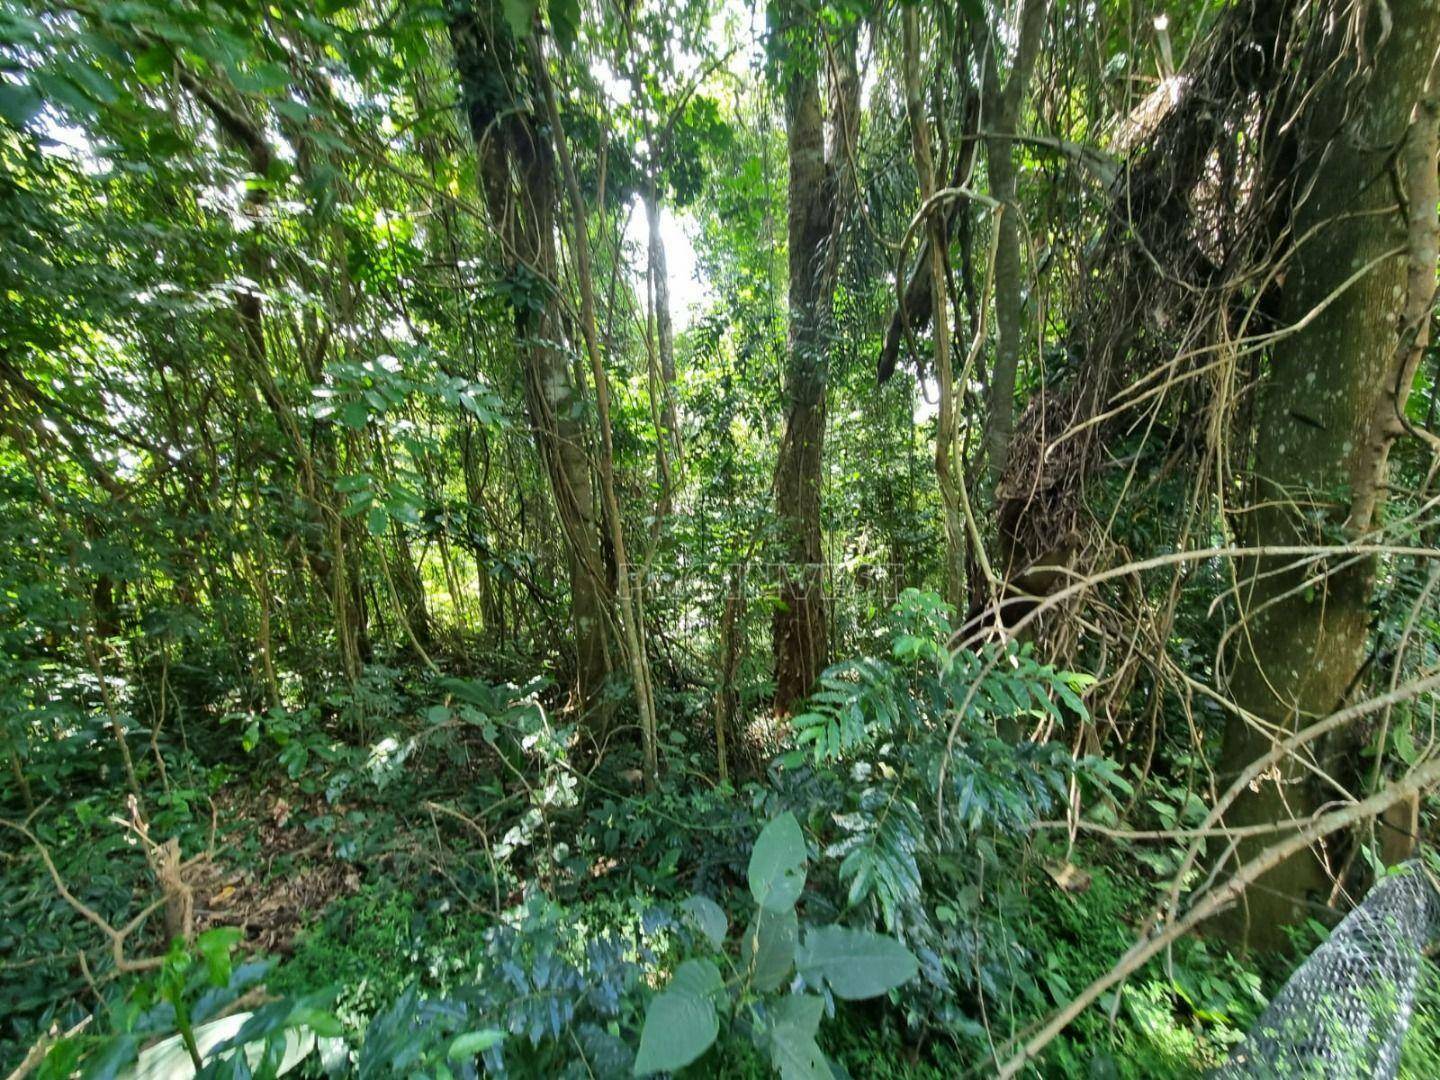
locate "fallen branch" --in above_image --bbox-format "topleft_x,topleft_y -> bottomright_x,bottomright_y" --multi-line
0,818 -> 167,974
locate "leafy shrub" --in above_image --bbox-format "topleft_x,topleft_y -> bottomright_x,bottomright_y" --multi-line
632,811 -> 918,1075
775,590 -> 1123,1034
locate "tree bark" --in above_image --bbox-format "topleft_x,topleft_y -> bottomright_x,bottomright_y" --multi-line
970,0 -> 1048,488
770,4 -> 857,712
450,5 -> 612,715
1217,0 -> 1440,948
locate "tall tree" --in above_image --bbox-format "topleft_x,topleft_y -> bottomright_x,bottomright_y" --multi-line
532,30 -> 663,785
769,1 -> 858,711
1217,0 -> 1440,947
900,7 -> 964,610
449,3 -> 614,715
968,0 -> 1048,487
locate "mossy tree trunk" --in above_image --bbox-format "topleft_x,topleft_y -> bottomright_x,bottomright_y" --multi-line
1218,0 -> 1440,948
770,3 -> 857,712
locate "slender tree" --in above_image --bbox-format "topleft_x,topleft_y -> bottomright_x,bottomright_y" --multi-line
449,3 -> 614,715
967,0 -> 1048,487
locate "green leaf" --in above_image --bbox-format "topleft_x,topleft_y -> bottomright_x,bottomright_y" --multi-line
273,99 -> 312,124
633,981 -> 718,1075
366,505 -> 389,535
670,958 -> 724,1004
196,926 -> 242,986
134,46 -> 170,84
748,811 -> 807,911
501,0 -> 535,39
796,926 -> 918,1000
768,1021 -> 831,1080
36,72 -> 97,117
63,62 -> 119,105
770,1037 -> 830,1080
75,1033 -> 142,1080
232,61 -> 291,94
340,400 -> 370,429
549,0 -> 580,50
448,1029 -> 504,1061
681,895 -> 728,950
743,906 -> 798,992
0,82 -> 43,128
771,994 -> 824,1040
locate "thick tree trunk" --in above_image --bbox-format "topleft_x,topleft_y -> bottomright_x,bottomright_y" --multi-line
450,6 -> 612,715
770,5 -> 857,712
1217,0 -> 1440,948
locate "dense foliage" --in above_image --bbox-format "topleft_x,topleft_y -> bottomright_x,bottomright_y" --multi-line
5,0 -> 1440,1076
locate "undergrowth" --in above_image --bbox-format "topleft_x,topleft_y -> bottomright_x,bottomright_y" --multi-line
0,591 -> 1416,1077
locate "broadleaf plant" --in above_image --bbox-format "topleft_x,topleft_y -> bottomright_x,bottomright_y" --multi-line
633,814 -> 919,1076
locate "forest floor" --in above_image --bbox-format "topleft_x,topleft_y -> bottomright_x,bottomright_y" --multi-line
7,656 -> 1440,1078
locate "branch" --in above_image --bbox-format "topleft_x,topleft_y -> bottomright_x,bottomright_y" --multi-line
0,819 -> 166,974
996,756 -> 1440,1076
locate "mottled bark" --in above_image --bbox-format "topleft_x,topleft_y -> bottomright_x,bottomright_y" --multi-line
771,5 -> 858,712
450,5 -> 612,714
1218,0 -> 1440,948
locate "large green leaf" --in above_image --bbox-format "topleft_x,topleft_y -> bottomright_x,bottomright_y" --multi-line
681,895 -> 728,950
501,0 -> 534,39
770,994 -> 823,1039
0,82 -> 42,128
669,958 -> 725,1004
633,979 -> 719,1076
770,1035 -> 830,1080
748,811 -> 807,911
549,0 -> 580,50
768,1016 -> 831,1080
796,926 -> 918,1000
743,906 -> 798,992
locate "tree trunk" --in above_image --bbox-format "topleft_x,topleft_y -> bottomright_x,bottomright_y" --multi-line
644,185 -> 682,457
770,5 -> 857,712
901,8 -> 964,611
1217,0 -> 1440,948
970,0 -> 1048,488
532,33 -> 662,786
450,6 -> 612,715
389,524 -> 432,651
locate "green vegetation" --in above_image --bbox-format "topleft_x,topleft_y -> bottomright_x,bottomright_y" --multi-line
4,0 -> 1440,1076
